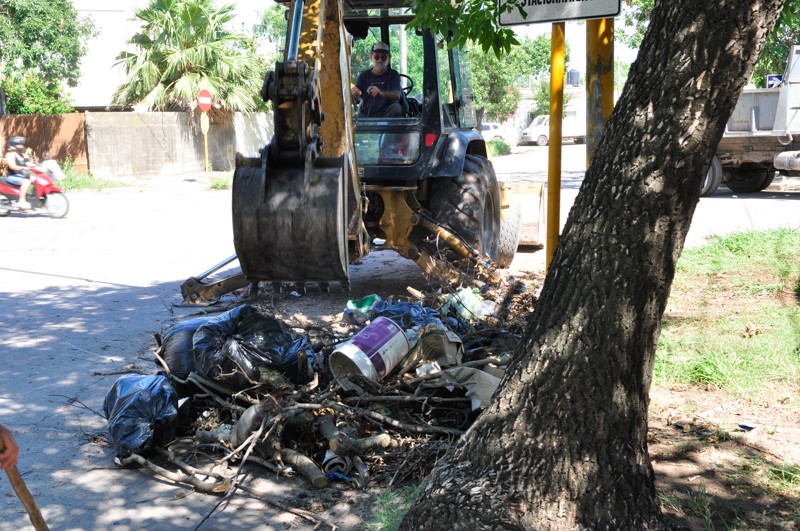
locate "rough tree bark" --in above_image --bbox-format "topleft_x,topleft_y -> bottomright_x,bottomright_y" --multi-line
401,0 -> 785,529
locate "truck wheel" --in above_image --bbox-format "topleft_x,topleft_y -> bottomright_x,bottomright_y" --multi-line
725,165 -> 770,193
701,155 -> 722,196
429,154 -> 500,262
536,135 -> 548,147
496,201 -> 522,268
762,170 -> 776,189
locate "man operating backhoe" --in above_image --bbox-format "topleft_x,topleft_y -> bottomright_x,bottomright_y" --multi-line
351,41 -> 403,117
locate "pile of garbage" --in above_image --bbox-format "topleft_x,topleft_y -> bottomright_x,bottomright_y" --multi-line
101,277 -> 539,517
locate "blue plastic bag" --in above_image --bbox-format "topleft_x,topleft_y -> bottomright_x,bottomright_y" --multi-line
103,375 -> 179,457
157,316 -> 213,380
371,300 -> 440,328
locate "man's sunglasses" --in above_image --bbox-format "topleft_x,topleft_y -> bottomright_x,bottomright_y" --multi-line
372,52 -> 389,59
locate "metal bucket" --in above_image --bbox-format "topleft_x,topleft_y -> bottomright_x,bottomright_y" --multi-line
329,316 -> 410,381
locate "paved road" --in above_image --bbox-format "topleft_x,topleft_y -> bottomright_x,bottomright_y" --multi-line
495,143 -> 800,252
0,178 -> 384,531
1,153 -> 798,530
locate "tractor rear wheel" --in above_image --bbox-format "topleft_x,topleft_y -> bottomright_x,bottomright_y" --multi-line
429,154 -> 500,262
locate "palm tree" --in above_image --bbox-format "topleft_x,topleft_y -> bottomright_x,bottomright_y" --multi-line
113,0 -> 264,112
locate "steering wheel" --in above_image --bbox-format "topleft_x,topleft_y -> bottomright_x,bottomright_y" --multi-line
399,73 -> 414,96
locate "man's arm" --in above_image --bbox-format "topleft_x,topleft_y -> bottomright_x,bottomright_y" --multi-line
351,71 -> 365,99
5,152 -> 29,172
0,424 -> 19,470
380,70 -> 402,101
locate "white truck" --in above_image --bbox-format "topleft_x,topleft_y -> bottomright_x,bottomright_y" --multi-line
519,113 -> 586,146
703,44 -> 800,195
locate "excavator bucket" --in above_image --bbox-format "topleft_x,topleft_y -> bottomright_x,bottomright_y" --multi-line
231,0 -> 359,287
232,155 -> 349,283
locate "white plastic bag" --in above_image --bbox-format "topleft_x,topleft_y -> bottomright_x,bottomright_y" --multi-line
41,159 -> 66,180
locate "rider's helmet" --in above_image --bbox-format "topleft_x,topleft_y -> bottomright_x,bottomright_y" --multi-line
7,136 -> 26,152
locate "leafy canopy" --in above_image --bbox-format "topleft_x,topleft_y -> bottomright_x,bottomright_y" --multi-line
409,0 -> 522,55
113,0 -> 265,112
470,35 -> 559,123
616,0 -> 800,87
0,0 -> 96,88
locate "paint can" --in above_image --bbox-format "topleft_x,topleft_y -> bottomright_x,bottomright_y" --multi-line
329,316 -> 410,381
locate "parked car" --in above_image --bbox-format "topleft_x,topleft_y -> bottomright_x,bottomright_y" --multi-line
479,122 -> 506,142
519,114 -> 586,146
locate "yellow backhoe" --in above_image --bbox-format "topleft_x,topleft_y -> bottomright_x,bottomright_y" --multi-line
181,0 -> 544,305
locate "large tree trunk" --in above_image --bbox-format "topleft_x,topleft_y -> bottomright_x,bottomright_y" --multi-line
401,1 -> 784,529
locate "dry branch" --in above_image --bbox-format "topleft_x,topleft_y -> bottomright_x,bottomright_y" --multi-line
276,448 -> 328,488
0,435 -> 49,531
118,452 -> 229,493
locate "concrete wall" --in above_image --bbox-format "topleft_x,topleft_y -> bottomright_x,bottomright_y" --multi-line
234,112 -> 275,158
85,111 -> 273,177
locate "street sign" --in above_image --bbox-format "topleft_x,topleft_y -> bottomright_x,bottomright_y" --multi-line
197,89 -> 213,112
766,74 -> 783,88
499,0 -> 621,26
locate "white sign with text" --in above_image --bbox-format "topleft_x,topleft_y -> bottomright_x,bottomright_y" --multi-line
499,0 -> 621,25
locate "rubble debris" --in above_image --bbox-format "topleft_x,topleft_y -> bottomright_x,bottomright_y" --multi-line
101,270 -> 542,524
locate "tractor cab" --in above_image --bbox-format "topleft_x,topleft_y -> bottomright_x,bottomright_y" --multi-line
344,3 -> 487,182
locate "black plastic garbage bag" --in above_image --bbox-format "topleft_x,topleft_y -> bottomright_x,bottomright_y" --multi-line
372,300 -> 440,329
157,316 -> 212,380
103,375 -> 179,457
193,304 -> 313,391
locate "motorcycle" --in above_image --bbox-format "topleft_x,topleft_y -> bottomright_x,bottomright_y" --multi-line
0,163 -> 69,218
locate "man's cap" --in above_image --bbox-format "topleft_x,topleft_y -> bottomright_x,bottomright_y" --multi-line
371,42 -> 390,53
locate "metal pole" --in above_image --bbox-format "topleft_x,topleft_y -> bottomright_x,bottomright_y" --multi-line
586,18 -> 615,166
287,0 -> 306,62
204,131 -> 209,174
546,22 -> 565,272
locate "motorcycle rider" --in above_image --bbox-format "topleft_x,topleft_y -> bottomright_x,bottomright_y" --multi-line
4,136 -> 33,210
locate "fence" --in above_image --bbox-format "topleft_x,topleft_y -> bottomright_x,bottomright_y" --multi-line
0,111 -> 274,178
0,113 -> 88,174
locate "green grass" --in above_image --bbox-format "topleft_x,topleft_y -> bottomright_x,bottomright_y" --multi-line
685,484 -> 714,529
488,139 -> 511,157
768,463 -> 800,494
656,229 -> 800,408
364,485 -> 420,531
208,173 -> 233,190
56,159 -> 125,191
727,454 -> 800,497
59,173 -> 125,191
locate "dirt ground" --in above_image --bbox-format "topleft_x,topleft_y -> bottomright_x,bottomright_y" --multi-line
649,386 -> 800,529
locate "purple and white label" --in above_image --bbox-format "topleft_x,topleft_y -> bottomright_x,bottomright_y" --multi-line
351,316 -> 408,380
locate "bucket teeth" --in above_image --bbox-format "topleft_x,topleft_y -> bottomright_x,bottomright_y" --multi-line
267,281 -> 347,295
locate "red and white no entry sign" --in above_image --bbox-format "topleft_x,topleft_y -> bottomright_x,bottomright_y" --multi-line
197,89 -> 213,112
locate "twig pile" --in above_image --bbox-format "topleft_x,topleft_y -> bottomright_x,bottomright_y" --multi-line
107,267 -> 543,527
